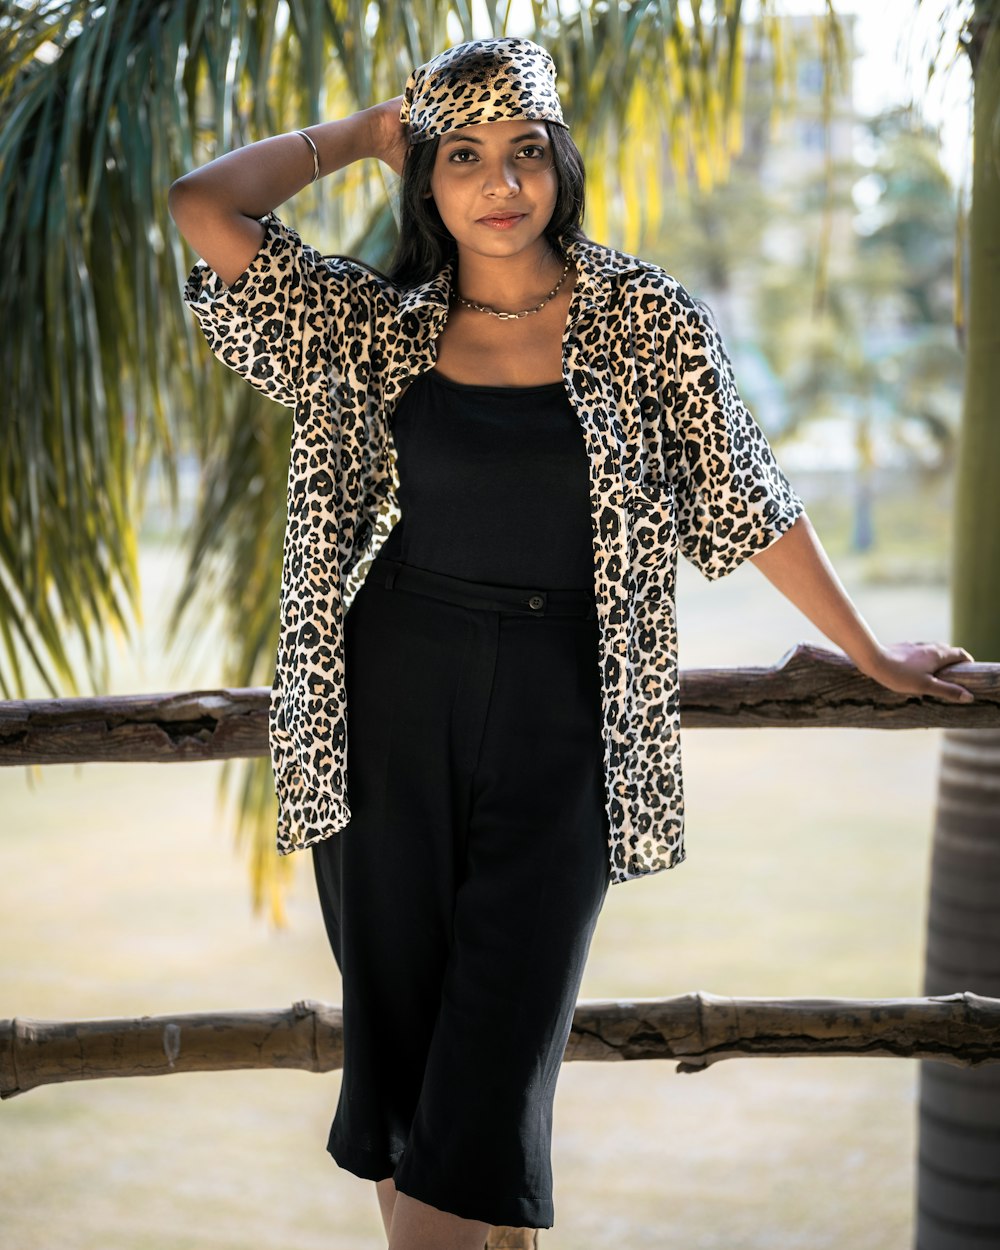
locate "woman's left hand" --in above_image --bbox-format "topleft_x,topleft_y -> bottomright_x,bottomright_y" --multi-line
858,642 -> 976,703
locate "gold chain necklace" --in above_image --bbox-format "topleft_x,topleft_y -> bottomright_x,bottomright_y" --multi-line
451,258 -> 572,321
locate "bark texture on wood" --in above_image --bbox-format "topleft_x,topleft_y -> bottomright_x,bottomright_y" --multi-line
679,646 -> 991,729
0,688 -> 268,764
0,999 -> 343,1098
566,991 -> 1000,1069
3,992 -> 998,1100
0,648 -> 993,768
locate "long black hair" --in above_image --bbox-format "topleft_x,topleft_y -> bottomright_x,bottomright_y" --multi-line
342,121 -> 594,291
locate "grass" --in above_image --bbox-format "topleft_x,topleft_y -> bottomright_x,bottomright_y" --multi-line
0,501 -> 957,1249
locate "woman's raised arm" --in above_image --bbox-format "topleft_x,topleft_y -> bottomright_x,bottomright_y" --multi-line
167,98 -> 406,286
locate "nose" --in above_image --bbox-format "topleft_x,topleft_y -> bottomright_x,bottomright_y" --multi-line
480,154 -> 522,194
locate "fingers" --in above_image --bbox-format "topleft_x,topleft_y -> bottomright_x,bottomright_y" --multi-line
927,645 -> 973,666
927,677 -> 975,703
934,650 -> 975,677
869,643 -> 976,702
924,648 -> 975,702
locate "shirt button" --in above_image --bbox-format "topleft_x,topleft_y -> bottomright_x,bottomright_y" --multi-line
528,594 -> 545,610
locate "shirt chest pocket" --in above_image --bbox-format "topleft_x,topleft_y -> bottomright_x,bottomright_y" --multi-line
625,486 -> 680,605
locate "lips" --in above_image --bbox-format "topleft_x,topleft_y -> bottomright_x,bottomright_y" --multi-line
478,213 -> 525,223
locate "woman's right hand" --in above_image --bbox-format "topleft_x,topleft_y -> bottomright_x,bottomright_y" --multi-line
365,95 -> 409,176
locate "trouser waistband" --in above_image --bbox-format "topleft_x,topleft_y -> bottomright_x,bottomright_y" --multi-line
367,557 -> 597,619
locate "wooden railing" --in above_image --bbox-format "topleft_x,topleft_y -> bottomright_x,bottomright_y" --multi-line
2,642 -> 997,1250
0,646 -> 995,771
4,992 -> 1000,1100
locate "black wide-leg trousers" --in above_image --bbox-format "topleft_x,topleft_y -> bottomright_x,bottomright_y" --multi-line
311,555 -> 612,1230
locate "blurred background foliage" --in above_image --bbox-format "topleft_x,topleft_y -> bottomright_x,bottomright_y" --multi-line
0,0 -> 971,924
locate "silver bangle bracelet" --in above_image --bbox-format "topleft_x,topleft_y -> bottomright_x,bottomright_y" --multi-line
295,129 -> 320,183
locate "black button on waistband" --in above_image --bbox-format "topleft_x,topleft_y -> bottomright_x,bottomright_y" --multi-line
527,594 -> 545,610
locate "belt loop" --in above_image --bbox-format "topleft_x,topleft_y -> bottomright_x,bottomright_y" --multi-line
385,565 -> 397,590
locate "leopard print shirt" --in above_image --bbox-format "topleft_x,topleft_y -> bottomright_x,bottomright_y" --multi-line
182,210 -> 806,884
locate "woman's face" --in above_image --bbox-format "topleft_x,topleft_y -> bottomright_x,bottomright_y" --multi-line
425,118 -> 558,258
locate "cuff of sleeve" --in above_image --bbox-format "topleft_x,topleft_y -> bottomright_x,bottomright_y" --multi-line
181,210 -> 280,319
273,768 -> 352,855
702,489 -> 807,582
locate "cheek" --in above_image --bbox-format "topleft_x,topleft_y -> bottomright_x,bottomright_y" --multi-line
530,165 -> 558,194
427,174 -> 473,214
537,175 -> 559,212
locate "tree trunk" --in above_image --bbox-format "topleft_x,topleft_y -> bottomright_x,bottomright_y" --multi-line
918,732 -> 1000,1246
915,5 -> 1000,1247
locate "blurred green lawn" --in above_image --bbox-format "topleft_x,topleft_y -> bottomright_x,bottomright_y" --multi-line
1,491 -> 956,1249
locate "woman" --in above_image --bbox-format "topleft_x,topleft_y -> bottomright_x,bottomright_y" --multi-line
170,36 -> 975,1250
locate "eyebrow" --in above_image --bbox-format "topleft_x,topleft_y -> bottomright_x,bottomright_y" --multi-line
441,131 -> 548,146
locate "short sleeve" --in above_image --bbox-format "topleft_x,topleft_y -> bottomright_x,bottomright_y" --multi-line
181,209 -> 360,409
668,293 -> 806,582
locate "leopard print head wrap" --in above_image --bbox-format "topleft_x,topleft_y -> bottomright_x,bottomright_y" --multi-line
399,37 -> 569,146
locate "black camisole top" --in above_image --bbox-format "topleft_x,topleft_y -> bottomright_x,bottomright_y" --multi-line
376,368 -> 595,590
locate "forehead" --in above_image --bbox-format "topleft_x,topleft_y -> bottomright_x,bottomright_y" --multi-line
440,119 -> 549,144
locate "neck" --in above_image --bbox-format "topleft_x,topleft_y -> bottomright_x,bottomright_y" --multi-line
452,239 -> 567,312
